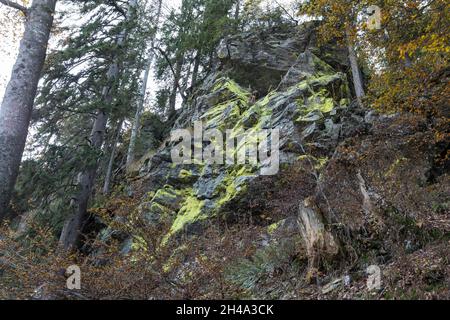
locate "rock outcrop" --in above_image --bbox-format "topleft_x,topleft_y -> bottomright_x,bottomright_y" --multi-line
100,23 -> 449,299
129,23 -> 360,247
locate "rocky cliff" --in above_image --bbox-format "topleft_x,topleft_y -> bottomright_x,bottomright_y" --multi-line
99,23 -> 449,299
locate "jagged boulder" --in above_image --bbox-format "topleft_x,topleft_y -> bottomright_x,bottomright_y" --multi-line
133,24 -> 366,248
216,22 -> 348,96
94,24 -> 450,300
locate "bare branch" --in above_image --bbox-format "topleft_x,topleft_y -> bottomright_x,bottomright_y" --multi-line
274,0 -> 298,25
106,0 -> 127,18
154,47 -> 187,101
0,0 -> 28,15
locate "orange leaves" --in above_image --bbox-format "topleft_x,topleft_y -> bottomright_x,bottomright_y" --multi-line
399,33 -> 450,60
368,58 -> 449,117
298,0 -> 362,44
362,0 -> 449,117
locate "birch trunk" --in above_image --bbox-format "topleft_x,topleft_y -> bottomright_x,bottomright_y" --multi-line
126,64 -> 150,169
126,0 -> 163,168
346,29 -> 365,107
0,0 -> 57,219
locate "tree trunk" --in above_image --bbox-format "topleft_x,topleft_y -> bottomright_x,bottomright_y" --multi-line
234,0 -> 240,25
346,29 -> 365,107
126,61 -> 151,169
191,52 -> 201,89
59,0 -> 137,250
168,57 -> 183,117
126,0 -> 162,168
0,0 -> 57,220
298,198 -> 339,273
58,109 -> 110,250
103,119 -> 123,194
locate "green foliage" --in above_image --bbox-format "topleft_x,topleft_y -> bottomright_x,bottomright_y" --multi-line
15,0 -> 154,231
225,240 -> 301,292
155,0 -> 236,101
242,0 -> 289,30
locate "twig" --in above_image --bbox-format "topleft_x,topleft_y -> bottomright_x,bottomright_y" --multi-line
273,0 -> 297,25
0,0 -> 28,15
106,0 -> 127,18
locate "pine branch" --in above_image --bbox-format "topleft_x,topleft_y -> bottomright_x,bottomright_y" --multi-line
0,0 -> 28,15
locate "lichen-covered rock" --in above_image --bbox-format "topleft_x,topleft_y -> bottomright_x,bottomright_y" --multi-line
93,23 -> 450,300
126,23 -> 366,249
216,22 -> 348,95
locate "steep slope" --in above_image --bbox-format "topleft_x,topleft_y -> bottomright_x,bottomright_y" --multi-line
97,23 -> 449,299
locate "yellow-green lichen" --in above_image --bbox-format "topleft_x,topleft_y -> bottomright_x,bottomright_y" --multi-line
267,220 -> 283,234
150,202 -> 173,217
146,191 -> 156,200
297,73 -> 345,91
311,53 -> 335,75
385,157 -> 408,177
152,185 -> 182,203
202,78 -> 253,131
179,169 -> 192,178
131,235 -> 148,252
297,155 -> 329,171
296,89 -> 335,122
178,169 -> 196,183
162,244 -> 188,273
340,98 -> 350,106
216,166 -> 254,208
228,91 -> 276,147
213,78 -> 251,103
203,100 -> 242,130
316,157 -> 329,170
162,189 -> 206,245
217,181 -> 240,207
